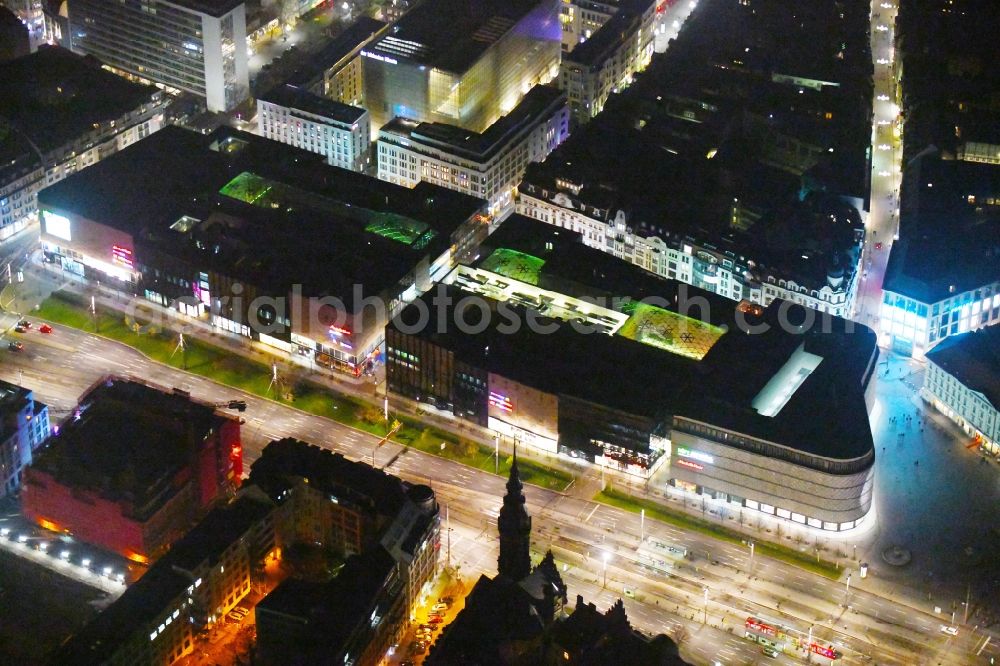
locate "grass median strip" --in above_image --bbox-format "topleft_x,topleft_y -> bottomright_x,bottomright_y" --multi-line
34,291 -> 573,492
595,487 -> 842,579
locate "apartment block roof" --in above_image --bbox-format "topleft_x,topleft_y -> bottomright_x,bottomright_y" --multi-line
258,83 -> 367,126
926,326 -> 1000,411
52,495 -> 273,666
249,438 -> 410,518
0,46 -> 161,159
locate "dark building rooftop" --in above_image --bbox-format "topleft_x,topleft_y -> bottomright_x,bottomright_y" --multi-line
248,438 -> 409,518
395,215 -> 877,464
0,46 -> 161,158
521,0 -> 872,289
367,0 -> 549,73
564,0 -> 654,68
256,547 -> 398,664
163,0 -> 244,16
51,495 -> 274,666
883,152 -> 1000,303
380,85 -> 565,163
28,378 -> 232,515
285,16 -> 386,88
38,125 -> 485,305
258,83 -> 366,125
926,326 -> 1000,411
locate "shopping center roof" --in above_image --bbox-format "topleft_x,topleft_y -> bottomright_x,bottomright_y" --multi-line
38,125 -> 485,305
399,216 -> 877,463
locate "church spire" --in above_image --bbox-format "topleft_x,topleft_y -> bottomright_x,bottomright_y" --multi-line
497,446 -> 531,581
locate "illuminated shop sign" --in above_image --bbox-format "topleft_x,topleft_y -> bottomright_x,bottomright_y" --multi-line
675,459 -> 703,471
361,50 -> 397,64
328,325 -> 351,337
676,446 -> 714,464
745,617 -> 777,636
112,245 -> 134,269
488,391 -> 513,413
810,644 -> 840,660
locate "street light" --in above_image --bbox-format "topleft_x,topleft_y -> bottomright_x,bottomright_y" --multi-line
602,552 -> 609,588
748,540 -> 755,574
703,586 -> 709,624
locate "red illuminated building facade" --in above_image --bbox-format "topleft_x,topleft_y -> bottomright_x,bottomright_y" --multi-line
22,377 -> 242,562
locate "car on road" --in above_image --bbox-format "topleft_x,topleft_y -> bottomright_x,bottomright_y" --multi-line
17,320 -> 30,329
226,611 -> 245,623
233,606 -> 250,617
39,324 -> 53,334
8,341 -> 23,351
876,24 -> 888,31
762,647 -> 780,658
431,602 -> 449,612
14,324 -> 26,333
940,625 -> 958,636
419,623 -> 438,632
877,94 -> 889,101
438,596 -> 454,604
875,242 -> 883,250
427,615 -> 443,624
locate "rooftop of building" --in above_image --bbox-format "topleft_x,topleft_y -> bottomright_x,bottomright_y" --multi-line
379,85 -> 566,163
50,494 -> 273,666
563,0 -> 654,68
28,378 -> 232,509
159,0 -> 245,17
0,46 -> 162,159
258,83 -> 367,125
248,438 -> 410,518
257,546 -> 397,661
883,152 -> 1000,303
284,16 -> 386,87
159,492 -> 274,572
926,326 -> 1000,411
38,125 -> 485,304
367,0 -> 551,73
520,116 -> 864,293
397,216 -> 876,462
0,379 -> 32,414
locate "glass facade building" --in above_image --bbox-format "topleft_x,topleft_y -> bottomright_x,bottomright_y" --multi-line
362,0 -> 561,132
67,0 -> 249,112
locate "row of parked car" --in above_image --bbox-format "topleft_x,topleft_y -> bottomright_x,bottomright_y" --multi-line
406,597 -> 454,658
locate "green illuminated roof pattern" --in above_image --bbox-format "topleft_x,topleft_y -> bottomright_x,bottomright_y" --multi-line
617,300 -> 725,360
479,248 -> 546,286
219,172 -> 437,248
219,172 -> 283,208
365,213 -> 437,249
